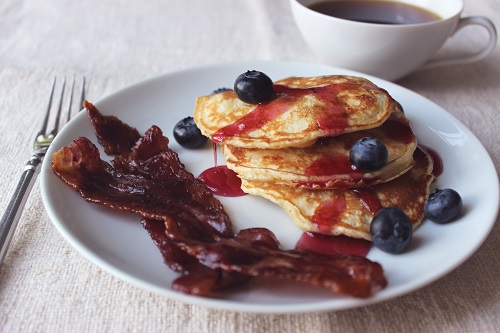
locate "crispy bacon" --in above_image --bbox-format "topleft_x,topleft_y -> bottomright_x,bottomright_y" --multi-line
141,218 -> 250,295
165,219 -> 386,298
84,100 -> 141,156
52,136 -> 231,239
51,101 -> 387,298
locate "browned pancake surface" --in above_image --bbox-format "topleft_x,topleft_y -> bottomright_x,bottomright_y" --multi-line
194,75 -> 397,149
241,148 -> 434,240
223,111 -> 416,189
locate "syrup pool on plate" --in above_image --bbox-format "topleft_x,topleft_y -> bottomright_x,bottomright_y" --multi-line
198,143 -> 246,197
198,166 -> 246,197
296,232 -> 372,257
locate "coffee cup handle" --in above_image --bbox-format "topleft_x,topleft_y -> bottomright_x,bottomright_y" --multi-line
421,16 -> 497,70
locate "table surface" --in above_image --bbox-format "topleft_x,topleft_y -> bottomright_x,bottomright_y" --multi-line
1,0 -> 499,332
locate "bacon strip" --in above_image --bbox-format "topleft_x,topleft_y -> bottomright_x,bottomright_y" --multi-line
55,103 -> 239,294
84,100 -> 141,156
52,137 -> 230,239
51,102 -> 387,298
141,218 -> 250,295
164,219 -> 386,298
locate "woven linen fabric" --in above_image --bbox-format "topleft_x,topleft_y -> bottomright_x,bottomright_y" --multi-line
1,0 -> 499,332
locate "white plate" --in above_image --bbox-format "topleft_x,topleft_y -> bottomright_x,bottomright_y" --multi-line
40,61 -> 499,313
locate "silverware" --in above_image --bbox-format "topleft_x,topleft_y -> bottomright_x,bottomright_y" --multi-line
0,76 -> 85,265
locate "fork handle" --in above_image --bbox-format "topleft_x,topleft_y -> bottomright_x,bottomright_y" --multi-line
0,155 -> 43,265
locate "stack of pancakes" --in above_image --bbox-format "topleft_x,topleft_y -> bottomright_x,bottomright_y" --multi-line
194,75 -> 434,240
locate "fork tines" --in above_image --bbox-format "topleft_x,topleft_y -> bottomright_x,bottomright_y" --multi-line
41,76 -> 86,139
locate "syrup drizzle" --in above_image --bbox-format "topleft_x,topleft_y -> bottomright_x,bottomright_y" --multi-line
383,113 -> 415,144
305,153 -> 360,176
198,143 -> 246,197
199,82 -> 436,256
212,142 -> 218,167
303,185 -> 383,257
353,187 -> 383,214
418,145 -> 443,177
212,83 -> 377,142
297,142 -> 446,257
297,112 -> 415,189
312,197 -> 347,234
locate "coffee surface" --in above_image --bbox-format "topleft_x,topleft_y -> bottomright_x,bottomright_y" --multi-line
308,0 -> 441,25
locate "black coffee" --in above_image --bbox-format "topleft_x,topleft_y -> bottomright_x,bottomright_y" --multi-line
308,0 -> 441,25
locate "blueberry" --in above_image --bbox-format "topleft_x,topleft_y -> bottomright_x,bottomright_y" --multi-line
370,207 -> 413,254
212,87 -> 232,94
350,137 -> 388,171
424,188 -> 462,224
234,70 -> 274,104
173,117 -> 208,149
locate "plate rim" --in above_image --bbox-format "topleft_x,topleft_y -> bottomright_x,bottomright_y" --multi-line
40,60 -> 499,313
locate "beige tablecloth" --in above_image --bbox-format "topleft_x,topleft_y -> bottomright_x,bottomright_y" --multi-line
1,0 -> 499,332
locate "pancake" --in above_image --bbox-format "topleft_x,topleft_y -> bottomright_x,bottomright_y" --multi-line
241,148 -> 434,240
194,75 -> 398,149
223,111 -> 416,190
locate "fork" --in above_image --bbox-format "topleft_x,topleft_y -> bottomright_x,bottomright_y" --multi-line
0,76 -> 85,265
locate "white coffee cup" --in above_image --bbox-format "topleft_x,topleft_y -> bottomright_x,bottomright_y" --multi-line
290,0 -> 497,81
